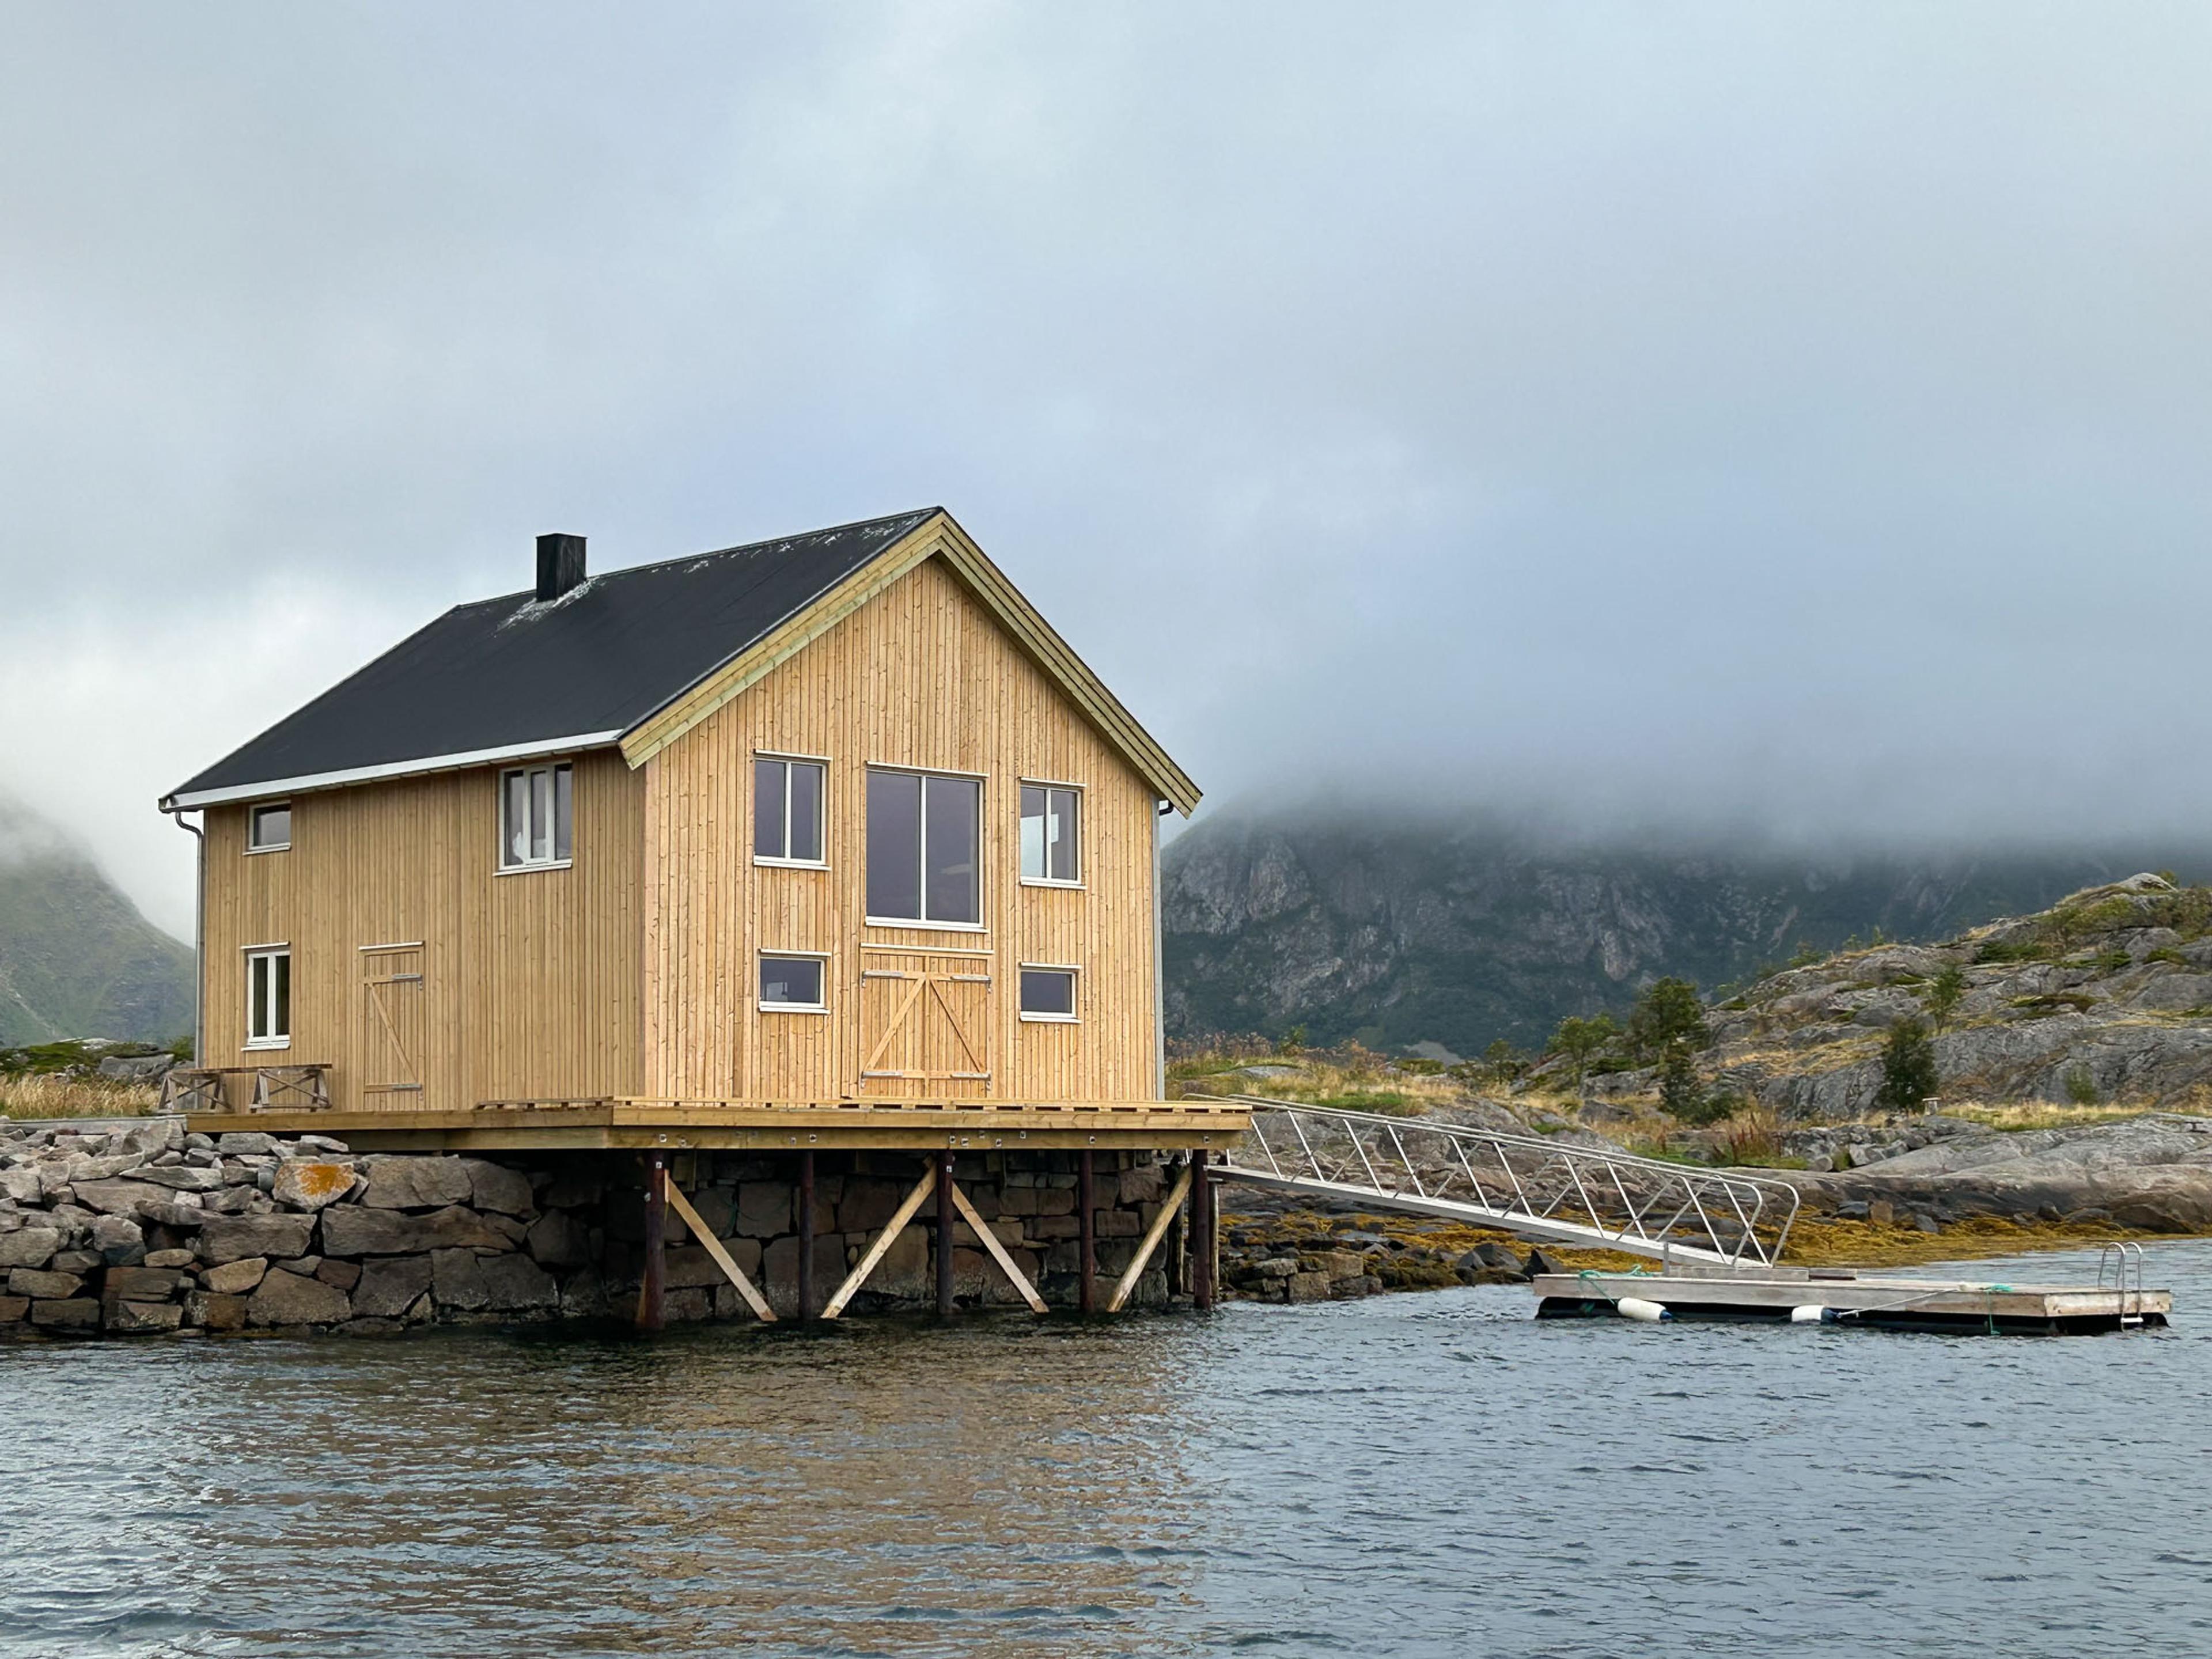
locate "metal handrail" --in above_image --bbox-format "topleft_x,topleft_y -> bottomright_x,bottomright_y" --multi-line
1211,1095 -> 1801,1268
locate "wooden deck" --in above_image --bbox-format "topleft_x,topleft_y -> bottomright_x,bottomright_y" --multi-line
1534,1267 -> 2172,1335
183,1097 -> 1251,1153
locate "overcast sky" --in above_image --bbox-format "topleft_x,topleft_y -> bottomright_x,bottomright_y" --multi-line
5,3 -> 2210,937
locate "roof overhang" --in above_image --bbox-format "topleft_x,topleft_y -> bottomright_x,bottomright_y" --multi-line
160,732 -> 625,812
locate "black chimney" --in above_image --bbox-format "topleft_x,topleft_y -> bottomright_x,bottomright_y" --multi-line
536,532 -> 586,601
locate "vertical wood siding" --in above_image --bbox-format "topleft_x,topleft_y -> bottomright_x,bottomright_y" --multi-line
642,555 -> 1161,1103
198,751 -> 645,1109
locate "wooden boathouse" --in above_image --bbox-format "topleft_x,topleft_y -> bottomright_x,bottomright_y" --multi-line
157,508 -> 1244,1324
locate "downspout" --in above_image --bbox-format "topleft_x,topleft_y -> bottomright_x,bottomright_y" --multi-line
160,801 -> 204,1065
1154,798 -> 1169,1100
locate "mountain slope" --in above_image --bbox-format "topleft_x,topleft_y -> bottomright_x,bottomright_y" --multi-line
1162,808 -> 2210,1055
0,799 -> 192,1046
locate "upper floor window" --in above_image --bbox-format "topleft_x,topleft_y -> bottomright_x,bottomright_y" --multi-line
247,802 -> 291,853
246,946 -> 291,1048
1019,784 -> 1081,885
501,763 -> 573,870
754,755 -> 826,866
866,768 -> 981,927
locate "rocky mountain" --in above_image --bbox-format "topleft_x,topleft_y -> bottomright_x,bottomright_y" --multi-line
1162,806 -> 2211,1055
1685,873 -> 2212,1116
0,798 -> 192,1046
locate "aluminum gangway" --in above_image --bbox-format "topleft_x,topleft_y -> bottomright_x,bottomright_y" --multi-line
1212,1096 -> 1802,1268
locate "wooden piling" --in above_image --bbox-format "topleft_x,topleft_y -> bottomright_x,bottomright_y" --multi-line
796,1149 -> 816,1321
1078,1148 -> 1097,1315
935,1151 -> 955,1316
638,1151 -> 668,1333
1191,1150 -> 1215,1312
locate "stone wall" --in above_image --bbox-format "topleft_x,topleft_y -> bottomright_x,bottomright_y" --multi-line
0,1118 -> 1181,1338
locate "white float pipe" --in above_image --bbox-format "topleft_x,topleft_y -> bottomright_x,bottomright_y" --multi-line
1615,1296 -> 1669,1323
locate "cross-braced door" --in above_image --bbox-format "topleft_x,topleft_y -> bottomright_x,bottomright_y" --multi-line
360,944 -> 426,1107
858,953 -> 991,1097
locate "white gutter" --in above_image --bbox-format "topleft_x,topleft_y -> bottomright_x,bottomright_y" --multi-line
159,731 -> 626,810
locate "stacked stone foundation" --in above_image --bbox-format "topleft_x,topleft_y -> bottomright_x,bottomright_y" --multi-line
0,1118 -> 1180,1337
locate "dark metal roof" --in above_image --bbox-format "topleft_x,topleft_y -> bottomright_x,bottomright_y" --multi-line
168,508 -> 939,802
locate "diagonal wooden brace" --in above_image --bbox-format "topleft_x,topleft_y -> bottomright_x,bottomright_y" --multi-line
946,1180 -> 1047,1313
821,1168 -> 938,1320
662,1179 -> 776,1321
1108,1164 -> 1194,1313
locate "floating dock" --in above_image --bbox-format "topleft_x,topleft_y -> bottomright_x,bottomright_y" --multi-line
1535,1263 -> 2171,1335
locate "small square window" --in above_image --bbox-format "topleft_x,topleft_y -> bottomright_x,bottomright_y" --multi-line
1018,966 -> 1077,1021
1020,785 -> 1080,885
248,802 -> 291,852
754,756 -> 827,865
759,954 -> 827,1012
501,763 -> 573,870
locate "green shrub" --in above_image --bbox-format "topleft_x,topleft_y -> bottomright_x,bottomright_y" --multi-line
2064,1067 -> 2100,1107
1874,1017 -> 1939,1112
2093,946 -> 2133,973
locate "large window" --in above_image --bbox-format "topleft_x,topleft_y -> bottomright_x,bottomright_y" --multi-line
246,948 -> 291,1048
866,768 -> 982,927
248,802 -> 291,853
754,756 -> 826,865
759,952 -> 828,1013
1019,784 -> 1081,885
501,763 -> 573,870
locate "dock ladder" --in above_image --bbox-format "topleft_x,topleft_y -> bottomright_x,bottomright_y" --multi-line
2099,1241 -> 2147,1328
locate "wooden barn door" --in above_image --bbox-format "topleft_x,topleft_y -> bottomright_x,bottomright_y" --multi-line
858,953 -> 991,1097
360,945 -> 427,1109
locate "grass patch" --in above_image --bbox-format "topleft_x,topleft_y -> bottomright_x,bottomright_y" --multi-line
0,1072 -> 161,1120
1945,1101 -> 2149,1133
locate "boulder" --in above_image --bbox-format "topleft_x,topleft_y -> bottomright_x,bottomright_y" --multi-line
430,1248 -> 558,1312
130,1165 -> 224,1192
106,1300 -> 184,1334
202,1257 -> 268,1294
0,1166 -> 41,1205
0,1228 -> 60,1270
735,1183 -> 792,1238
197,1213 -> 317,1266
10,1267 -> 84,1299
137,1200 -> 208,1230
30,1298 -> 101,1330
320,1204 -> 512,1257
104,1265 -> 182,1301
0,1295 -> 28,1323
90,1214 -> 145,1266
316,1259 -> 361,1290
185,1291 -> 248,1331
358,1157 -> 475,1211
69,1179 -> 176,1219
350,1255 -> 434,1319
248,1270 -> 352,1326
524,1209 -> 593,1268
271,1161 -> 355,1212
215,1132 -> 279,1156
144,1248 -> 197,1269
461,1160 -> 535,1217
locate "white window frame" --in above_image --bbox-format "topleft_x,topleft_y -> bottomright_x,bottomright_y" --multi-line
244,944 -> 292,1050
246,801 -> 292,855
1018,778 -> 1084,889
863,763 -> 987,933
757,949 -> 831,1014
1016,961 -> 1081,1024
753,751 -> 830,869
499,762 -> 573,873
